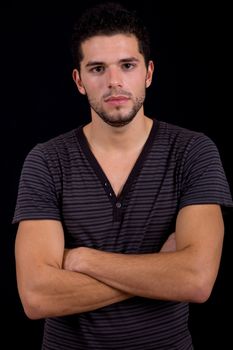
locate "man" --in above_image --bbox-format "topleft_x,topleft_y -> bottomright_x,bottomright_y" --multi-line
13,2 -> 232,349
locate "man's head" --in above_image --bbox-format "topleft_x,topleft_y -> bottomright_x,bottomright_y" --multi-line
71,2 -> 154,128
71,2 -> 151,72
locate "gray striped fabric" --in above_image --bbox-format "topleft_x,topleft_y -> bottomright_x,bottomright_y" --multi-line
13,119 -> 233,349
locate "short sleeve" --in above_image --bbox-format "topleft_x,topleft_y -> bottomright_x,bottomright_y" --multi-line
179,134 -> 233,210
12,144 -> 61,223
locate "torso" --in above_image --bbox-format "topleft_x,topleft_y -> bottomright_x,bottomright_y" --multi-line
15,119 -> 231,349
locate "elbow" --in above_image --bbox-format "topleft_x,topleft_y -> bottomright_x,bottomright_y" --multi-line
188,275 -> 214,303
190,285 -> 212,304
20,290 -> 46,320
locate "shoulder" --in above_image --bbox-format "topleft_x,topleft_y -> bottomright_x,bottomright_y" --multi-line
39,128 -> 79,152
157,120 -> 206,142
156,120 -> 218,155
26,127 -> 81,161
20,127 -> 83,177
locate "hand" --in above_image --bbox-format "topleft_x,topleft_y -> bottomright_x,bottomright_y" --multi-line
160,233 -> 176,252
63,247 -> 83,272
63,247 -> 97,272
63,233 -> 177,273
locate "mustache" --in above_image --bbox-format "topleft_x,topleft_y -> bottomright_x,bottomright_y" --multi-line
103,90 -> 132,99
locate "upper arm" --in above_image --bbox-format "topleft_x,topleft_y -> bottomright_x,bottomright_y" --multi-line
15,219 -> 64,298
175,204 -> 224,285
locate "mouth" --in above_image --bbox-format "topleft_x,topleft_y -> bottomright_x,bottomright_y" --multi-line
104,95 -> 130,105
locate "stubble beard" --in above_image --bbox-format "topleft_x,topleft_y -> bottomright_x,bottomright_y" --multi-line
87,91 -> 146,128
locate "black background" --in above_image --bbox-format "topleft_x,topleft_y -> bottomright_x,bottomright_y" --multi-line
1,1 -> 232,348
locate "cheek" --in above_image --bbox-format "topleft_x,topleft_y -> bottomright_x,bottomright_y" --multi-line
83,78 -> 106,96
128,72 -> 146,88
131,77 -> 147,95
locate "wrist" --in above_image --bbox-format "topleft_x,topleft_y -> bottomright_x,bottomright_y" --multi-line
77,247 -> 99,274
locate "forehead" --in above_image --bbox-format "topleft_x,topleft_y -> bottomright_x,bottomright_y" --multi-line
81,34 -> 142,62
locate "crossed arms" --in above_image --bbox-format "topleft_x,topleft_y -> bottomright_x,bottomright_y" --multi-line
15,204 -> 224,319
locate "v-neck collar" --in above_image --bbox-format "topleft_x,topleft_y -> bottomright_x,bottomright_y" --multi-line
76,119 -> 159,221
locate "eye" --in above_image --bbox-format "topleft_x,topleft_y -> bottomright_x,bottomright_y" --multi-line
122,63 -> 136,70
90,66 -> 105,74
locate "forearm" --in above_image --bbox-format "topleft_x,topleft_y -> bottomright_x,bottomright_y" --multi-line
74,247 -> 209,303
15,220 -> 132,320
72,206 -> 224,304
19,265 -> 131,319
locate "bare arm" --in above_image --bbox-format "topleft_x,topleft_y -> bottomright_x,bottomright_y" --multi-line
15,220 -> 131,320
64,204 -> 224,303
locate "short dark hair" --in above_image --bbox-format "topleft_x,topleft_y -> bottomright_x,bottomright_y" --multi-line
71,2 -> 151,71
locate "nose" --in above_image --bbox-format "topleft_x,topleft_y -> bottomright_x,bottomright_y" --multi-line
107,67 -> 123,88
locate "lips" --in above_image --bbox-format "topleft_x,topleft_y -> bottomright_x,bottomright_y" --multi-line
104,95 -> 130,105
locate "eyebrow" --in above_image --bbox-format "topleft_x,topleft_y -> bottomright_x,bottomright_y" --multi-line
85,57 -> 140,68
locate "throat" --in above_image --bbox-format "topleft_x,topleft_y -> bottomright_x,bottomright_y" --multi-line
82,117 -> 154,196
84,116 -> 153,154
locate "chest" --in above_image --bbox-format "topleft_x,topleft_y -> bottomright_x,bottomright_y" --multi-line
93,151 -> 141,197
61,150 -> 179,251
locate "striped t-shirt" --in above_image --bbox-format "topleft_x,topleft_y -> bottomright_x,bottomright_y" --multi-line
13,119 -> 233,349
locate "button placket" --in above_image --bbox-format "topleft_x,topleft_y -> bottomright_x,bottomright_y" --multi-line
113,200 -> 123,221
104,181 -> 113,200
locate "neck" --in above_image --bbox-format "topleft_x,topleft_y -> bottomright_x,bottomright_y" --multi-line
83,113 -> 153,153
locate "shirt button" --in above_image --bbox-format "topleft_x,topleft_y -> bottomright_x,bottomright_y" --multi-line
116,202 -> 121,208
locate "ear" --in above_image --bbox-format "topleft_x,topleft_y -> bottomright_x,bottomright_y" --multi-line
72,69 -> 86,95
145,60 -> 154,88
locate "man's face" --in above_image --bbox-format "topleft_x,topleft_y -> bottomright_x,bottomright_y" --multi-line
73,34 -> 153,127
